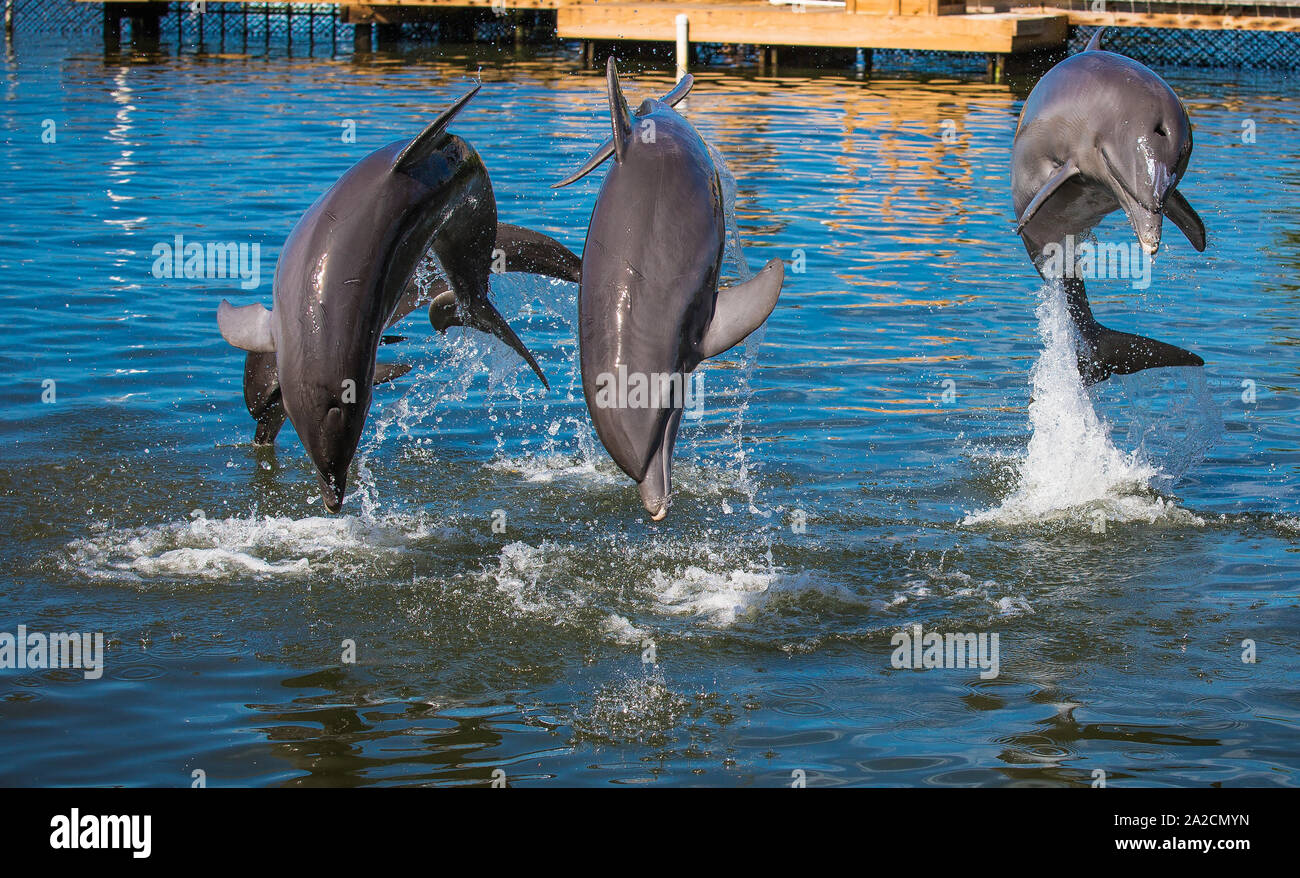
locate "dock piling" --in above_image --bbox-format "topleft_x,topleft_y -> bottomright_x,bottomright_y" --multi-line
354,22 -> 372,54
675,13 -> 688,81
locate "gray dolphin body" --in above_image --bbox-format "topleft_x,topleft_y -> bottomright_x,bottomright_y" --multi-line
556,59 -> 784,520
1011,29 -> 1208,385
218,87 -> 579,512
241,221 -> 580,447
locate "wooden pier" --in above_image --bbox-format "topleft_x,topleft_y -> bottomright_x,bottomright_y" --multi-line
66,0 -> 1300,71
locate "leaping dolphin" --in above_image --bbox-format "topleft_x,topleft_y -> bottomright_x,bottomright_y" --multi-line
1011,28 -> 1208,385
218,87 -> 579,511
239,222 -> 580,447
555,59 -> 784,520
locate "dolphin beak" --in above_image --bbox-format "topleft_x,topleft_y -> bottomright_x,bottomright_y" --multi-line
638,481 -> 669,521
313,405 -> 349,513
317,471 -> 345,514
1102,149 -> 1166,257
1113,178 -> 1164,256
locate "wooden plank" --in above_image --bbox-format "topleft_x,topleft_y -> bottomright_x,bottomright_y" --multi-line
557,6 -> 1069,52
1049,9 -> 1300,32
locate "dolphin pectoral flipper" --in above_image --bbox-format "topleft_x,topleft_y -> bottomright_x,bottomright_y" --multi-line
1016,160 -> 1079,234
218,300 -> 276,353
244,351 -> 286,446
494,223 -> 582,282
697,258 -> 785,361
1164,189 -> 1207,252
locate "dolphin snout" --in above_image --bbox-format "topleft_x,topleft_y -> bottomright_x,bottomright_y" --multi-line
315,405 -> 348,514
638,480 -> 669,521
318,471 -> 346,514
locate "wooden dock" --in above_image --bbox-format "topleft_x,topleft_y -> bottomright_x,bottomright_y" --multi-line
67,0 -> 1300,68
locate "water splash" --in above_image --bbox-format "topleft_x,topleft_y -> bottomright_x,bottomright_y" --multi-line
701,141 -> 768,515
62,508 -> 450,584
965,281 -> 1205,528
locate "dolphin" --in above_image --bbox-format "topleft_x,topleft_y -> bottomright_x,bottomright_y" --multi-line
555,58 -> 784,520
240,222 -> 580,447
218,87 -> 579,511
1011,28 -> 1208,385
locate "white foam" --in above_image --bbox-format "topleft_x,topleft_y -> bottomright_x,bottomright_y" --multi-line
63,508 -> 447,582
599,614 -> 650,646
651,564 -> 782,627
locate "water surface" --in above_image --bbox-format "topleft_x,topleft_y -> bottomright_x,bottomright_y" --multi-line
1,38 -> 1297,787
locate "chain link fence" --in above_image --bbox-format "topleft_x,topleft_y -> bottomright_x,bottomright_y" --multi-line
1068,22 -> 1300,67
6,0 -> 351,47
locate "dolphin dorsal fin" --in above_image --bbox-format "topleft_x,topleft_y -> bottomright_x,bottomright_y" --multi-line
1085,27 -> 1105,52
391,85 -> 481,175
607,57 -> 632,164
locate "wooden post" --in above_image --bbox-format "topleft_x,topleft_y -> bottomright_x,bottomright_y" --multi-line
376,22 -> 400,49
987,53 -> 1005,83
5,0 -> 14,40
354,22 -> 372,54
675,14 -> 688,81
103,4 -> 124,51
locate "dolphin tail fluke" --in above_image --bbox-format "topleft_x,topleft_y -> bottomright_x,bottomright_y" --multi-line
494,223 -> 582,282
550,57 -> 631,189
1066,285 -> 1203,385
1085,27 -> 1105,52
553,137 -> 616,189
1078,324 -> 1203,386
460,298 -> 550,390
553,66 -> 694,190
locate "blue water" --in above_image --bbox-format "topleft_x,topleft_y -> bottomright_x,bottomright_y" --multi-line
1,36 -> 1298,787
